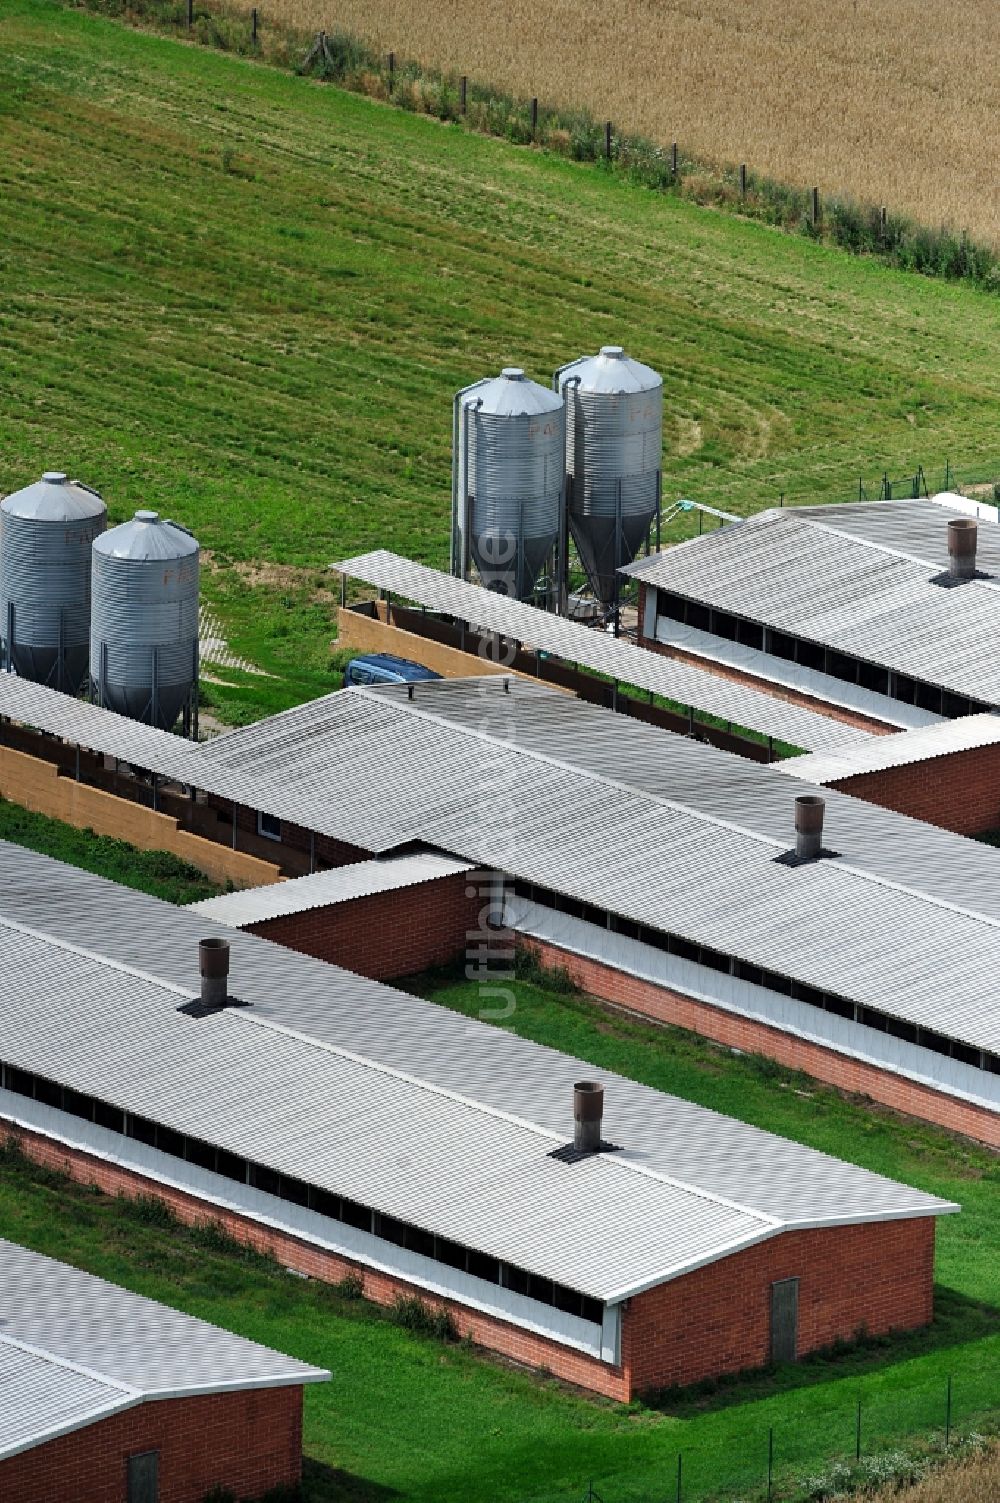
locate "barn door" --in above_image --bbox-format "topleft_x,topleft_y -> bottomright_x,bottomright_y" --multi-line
127,1450 -> 160,1503
770,1278 -> 799,1363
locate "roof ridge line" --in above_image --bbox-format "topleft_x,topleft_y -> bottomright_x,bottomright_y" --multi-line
227,1003 -> 781,1229
792,511 -> 1000,593
353,685 -> 1000,934
0,912 -> 197,999
352,681 -> 800,856
0,900 -> 777,1228
0,1330 -> 140,1400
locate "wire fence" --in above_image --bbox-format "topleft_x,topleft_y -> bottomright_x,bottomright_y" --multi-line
569,1371 -> 990,1503
70,0 -> 1000,290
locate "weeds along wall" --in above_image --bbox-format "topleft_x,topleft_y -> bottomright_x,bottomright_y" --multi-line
66,0 -> 1000,290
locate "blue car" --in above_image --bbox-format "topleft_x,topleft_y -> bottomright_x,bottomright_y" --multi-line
344,653 -> 443,688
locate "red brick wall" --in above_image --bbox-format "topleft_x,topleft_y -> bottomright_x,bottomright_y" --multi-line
248,871 -> 482,980
828,744 -> 1000,835
636,583 -> 896,737
518,935 -> 1000,1149
0,1385 -> 302,1503
5,1122 -> 628,1402
2,1122 -> 938,1403
624,1218 -> 935,1394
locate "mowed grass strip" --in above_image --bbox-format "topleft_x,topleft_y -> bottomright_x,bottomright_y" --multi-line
1,0 -> 1000,718
1,966 -> 998,1502
256,0 -> 1000,247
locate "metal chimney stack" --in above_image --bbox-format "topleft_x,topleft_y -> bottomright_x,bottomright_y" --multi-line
573,1081 -> 604,1153
199,937 -> 230,1008
794,795 -> 825,862
947,517 -> 977,580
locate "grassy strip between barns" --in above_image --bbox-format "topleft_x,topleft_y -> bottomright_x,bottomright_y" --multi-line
0,796 -> 225,903
0,961 -> 996,1502
3,1 -> 1000,725
58,0 -> 1000,289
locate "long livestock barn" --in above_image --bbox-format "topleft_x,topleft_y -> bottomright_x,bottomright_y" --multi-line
335,549 -> 884,749
625,496 -> 1000,730
0,669 -> 998,1142
0,842 -> 955,1401
0,1238 -> 327,1503
188,674 -> 1000,1144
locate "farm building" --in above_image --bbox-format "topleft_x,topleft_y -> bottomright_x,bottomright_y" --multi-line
334,549 -> 885,751
191,849 -> 478,978
0,1238 -> 327,1503
624,496 -> 1000,733
0,667 -> 999,1141
187,674 -> 1000,1144
780,715 -> 1000,835
0,841 -> 956,1402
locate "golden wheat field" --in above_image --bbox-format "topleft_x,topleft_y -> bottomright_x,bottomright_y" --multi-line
867,1445 -> 1000,1502
251,0 -> 999,244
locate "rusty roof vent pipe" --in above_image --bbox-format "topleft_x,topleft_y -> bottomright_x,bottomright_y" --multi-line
794,794 -> 825,862
199,937 -> 230,1009
573,1080 -> 604,1153
948,517 -> 978,580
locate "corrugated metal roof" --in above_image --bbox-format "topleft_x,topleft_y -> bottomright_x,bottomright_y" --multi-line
0,1238 -> 328,1460
0,1339 -> 131,1461
624,502 -> 1000,706
0,671 -> 200,780
0,916 -> 787,1301
191,850 -> 474,928
335,550 -> 870,753
0,842 -> 952,1241
783,713 -> 1000,786
190,676 -> 1000,1054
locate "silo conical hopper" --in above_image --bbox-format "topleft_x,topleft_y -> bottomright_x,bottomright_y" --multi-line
0,472 -> 107,694
555,346 -> 662,606
90,510 -> 199,731
452,368 -> 565,601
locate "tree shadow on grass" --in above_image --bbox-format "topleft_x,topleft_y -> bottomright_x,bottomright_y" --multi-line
638,1286 -> 1000,1417
301,1457 -> 403,1501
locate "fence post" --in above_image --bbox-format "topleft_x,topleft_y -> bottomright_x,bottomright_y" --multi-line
531,96 -> 538,135
945,1375 -> 952,1449
251,6 -> 257,45
387,51 -> 395,91
739,163 -> 747,196
604,120 -> 612,160
676,1451 -> 683,1503
767,1427 -> 774,1501
460,75 -> 467,113
855,1400 -> 862,1461
945,457 -> 951,489
187,0 -> 193,27
812,186 -> 820,225
671,141 -> 678,177
879,204 -> 887,243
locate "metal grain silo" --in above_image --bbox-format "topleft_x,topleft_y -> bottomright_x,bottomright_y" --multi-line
452,368 -> 565,601
90,510 -> 199,732
0,471 -> 107,694
555,346 -> 662,606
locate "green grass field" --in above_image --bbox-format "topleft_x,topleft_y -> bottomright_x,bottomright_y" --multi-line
2,0 -> 1000,717
0,796 -> 225,901
1,8 -> 999,1498
2,963 -> 997,1503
